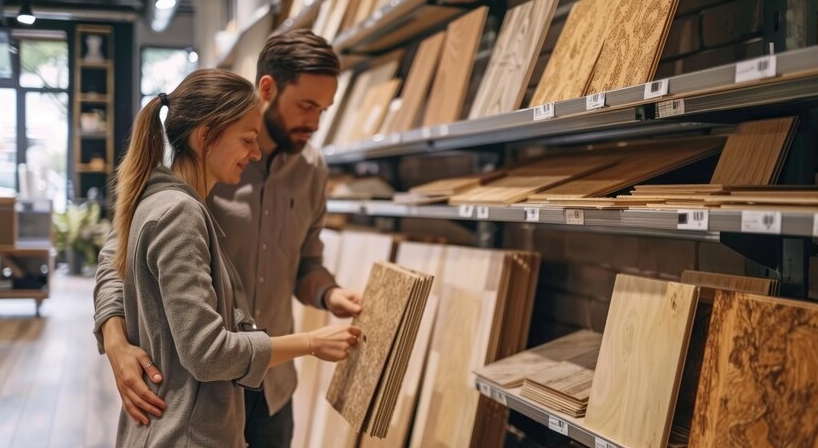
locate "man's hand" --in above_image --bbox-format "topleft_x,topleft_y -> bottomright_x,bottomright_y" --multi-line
102,318 -> 166,426
324,287 -> 363,318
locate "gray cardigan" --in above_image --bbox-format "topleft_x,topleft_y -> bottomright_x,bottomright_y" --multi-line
114,167 -> 272,448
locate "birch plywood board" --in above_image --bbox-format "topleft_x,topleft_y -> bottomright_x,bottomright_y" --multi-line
387,31 -> 446,133
468,0 -> 558,119
586,0 -> 680,95
710,117 -> 798,186
360,242 -> 446,448
529,0 -> 615,106
423,7 -> 489,127
688,292 -> 818,448
584,275 -> 698,448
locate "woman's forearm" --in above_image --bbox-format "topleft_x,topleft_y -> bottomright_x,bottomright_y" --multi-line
269,332 -> 310,367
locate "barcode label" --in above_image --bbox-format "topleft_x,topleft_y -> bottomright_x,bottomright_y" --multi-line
565,209 -> 585,225
548,416 -> 569,435
741,211 -> 782,234
458,205 -> 475,218
493,389 -> 508,406
478,382 -> 492,398
421,127 -> 433,139
533,102 -> 555,121
477,206 -> 490,220
677,210 -> 709,231
595,437 -> 617,448
524,208 -> 540,222
586,92 -> 606,110
735,55 -> 777,83
657,99 -> 685,118
644,79 -> 669,99
437,124 -> 450,137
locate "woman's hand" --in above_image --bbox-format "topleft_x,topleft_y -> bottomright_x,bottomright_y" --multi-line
308,324 -> 363,361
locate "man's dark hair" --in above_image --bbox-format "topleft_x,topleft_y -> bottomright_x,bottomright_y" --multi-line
256,29 -> 340,88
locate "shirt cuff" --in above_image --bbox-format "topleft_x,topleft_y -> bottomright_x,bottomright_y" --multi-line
234,330 -> 273,389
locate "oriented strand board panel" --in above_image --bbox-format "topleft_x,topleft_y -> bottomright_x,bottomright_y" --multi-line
359,242 -> 446,448
423,7 -> 489,127
689,292 -> 818,448
584,275 -> 699,448
710,117 -> 798,186
468,0 -> 558,119
529,0 -> 615,105
585,0 -> 680,95
387,31 -> 447,133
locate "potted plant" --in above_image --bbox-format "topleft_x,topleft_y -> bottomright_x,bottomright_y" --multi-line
53,200 -> 111,275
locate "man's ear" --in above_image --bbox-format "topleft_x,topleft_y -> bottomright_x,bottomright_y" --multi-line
258,75 -> 278,102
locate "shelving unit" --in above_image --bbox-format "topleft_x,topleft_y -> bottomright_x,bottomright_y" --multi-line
72,25 -> 115,203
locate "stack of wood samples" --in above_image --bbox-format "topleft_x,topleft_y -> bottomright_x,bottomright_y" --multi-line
584,274 -> 700,448
521,347 -> 600,417
688,291 -> 818,448
409,247 -> 540,448
680,270 -> 778,296
467,0 -> 558,119
327,261 -> 434,438
359,242 -> 446,448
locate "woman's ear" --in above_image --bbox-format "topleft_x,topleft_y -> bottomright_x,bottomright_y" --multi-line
258,75 -> 278,102
188,125 -> 210,154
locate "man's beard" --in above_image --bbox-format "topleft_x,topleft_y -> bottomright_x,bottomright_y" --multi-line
263,100 -> 314,155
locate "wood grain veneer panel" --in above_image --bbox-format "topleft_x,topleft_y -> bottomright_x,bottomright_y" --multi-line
387,31 -> 446,133
710,117 -> 798,186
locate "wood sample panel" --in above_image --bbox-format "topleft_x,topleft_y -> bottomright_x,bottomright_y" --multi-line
311,70 -> 353,149
680,270 -> 776,296
584,275 -> 698,448
468,0 -> 558,119
388,31 -> 446,133
710,117 -> 798,186
345,78 -> 402,143
688,292 -> 818,448
585,0 -> 679,95
423,7 -> 489,127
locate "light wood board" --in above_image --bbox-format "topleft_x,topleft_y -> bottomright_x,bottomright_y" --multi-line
409,171 -> 506,197
311,70 -> 353,149
345,78 -> 402,143
584,275 -> 699,448
468,0 -> 558,119
689,292 -> 818,448
387,31 -> 447,133
710,117 -> 799,186
423,7 -> 489,127
680,270 -> 776,296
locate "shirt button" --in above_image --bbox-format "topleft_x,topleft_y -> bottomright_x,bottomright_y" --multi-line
259,276 -> 265,283
261,244 -> 267,250
264,209 -> 269,216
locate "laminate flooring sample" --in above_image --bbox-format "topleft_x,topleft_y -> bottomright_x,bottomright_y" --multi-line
680,270 -> 777,296
423,7 -> 488,127
586,0 -> 679,95
689,292 -> 818,448
584,275 -> 699,448
345,78 -> 402,143
468,0 -> 558,119
387,31 -> 446,133
710,117 -> 798,186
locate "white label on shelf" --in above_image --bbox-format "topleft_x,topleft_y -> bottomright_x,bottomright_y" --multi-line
547,416 -> 569,436
409,206 -> 419,216
813,214 -> 818,237
477,206 -> 490,220
533,102 -> 555,121
644,79 -> 669,99
389,133 -> 400,144
478,382 -> 492,398
458,205 -> 475,218
657,99 -> 685,118
741,211 -> 782,234
565,209 -> 585,225
437,124 -> 450,137
595,437 -> 617,448
492,389 -> 508,406
524,207 -> 541,222
586,92 -> 606,110
735,55 -> 777,83
677,209 -> 709,231
421,126 -> 433,139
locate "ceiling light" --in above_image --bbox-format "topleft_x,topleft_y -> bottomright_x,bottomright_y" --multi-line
187,51 -> 198,64
17,1 -> 35,25
155,0 -> 176,10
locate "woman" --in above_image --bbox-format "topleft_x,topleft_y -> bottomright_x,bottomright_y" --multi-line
112,69 -> 361,447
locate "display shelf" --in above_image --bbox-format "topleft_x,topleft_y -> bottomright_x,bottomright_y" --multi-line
77,60 -> 113,69
327,199 -> 816,240
333,0 -> 481,55
214,4 -> 275,69
272,0 -> 324,36
322,46 -> 818,164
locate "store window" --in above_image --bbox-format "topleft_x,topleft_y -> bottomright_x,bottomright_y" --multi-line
0,31 -> 12,80
140,47 -> 198,108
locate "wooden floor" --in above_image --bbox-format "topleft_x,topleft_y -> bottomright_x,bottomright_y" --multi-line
0,273 -> 119,448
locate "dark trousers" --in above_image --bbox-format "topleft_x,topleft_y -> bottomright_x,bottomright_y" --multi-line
244,390 -> 293,448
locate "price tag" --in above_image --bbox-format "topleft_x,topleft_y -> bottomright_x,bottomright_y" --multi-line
477,206 -> 490,220
677,209 -> 709,231
478,381 -> 492,398
735,55 -> 777,83
533,102 -> 555,121
437,124 -> 450,137
595,437 -> 617,448
741,210 -> 782,234
458,205 -> 475,218
657,98 -> 685,118
644,79 -> 669,99
548,416 -> 569,436
565,209 -> 585,225
492,389 -> 508,406
421,127 -> 433,139
586,92 -> 606,110
389,133 -> 400,144
524,207 -> 540,222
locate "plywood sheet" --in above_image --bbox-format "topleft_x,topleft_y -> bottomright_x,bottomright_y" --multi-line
689,292 -> 818,448
584,275 -> 699,448
529,0 -> 615,106
423,7 -> 489,127
680,270 -> 776,296
311,70 -> 353,149
468,0 -> 558,119
320,0 -> 351,42
710,117 -> 799,186
344,78 -> 402,143
387,31 -> 447,133
586,0 -> 679,95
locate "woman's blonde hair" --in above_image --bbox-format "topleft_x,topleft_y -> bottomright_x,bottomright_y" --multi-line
113,68 -> 259,277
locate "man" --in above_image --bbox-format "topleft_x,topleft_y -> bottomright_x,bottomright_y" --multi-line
93,30 -> 361,448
